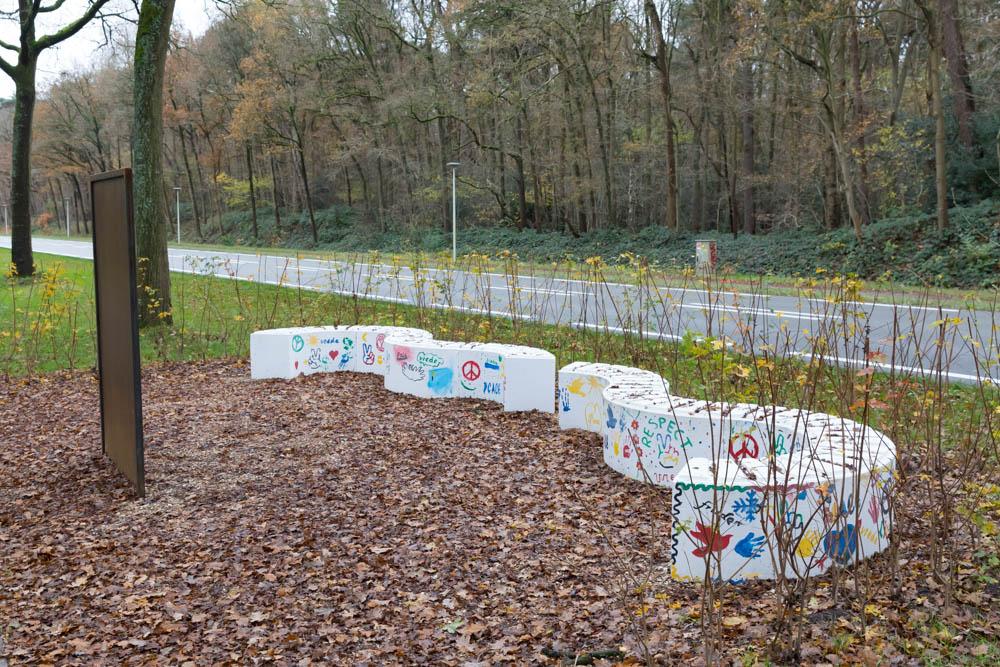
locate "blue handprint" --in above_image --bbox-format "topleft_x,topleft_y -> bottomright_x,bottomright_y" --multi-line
559,388 -> 571,412
606,406 -> 617,430
734,532 -> 766,559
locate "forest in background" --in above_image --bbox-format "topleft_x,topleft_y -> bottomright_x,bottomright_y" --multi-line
0,0 -> 998,273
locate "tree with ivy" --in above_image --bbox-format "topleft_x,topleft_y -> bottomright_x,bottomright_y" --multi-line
0,0 -> 114,278
133,0 -> 175,325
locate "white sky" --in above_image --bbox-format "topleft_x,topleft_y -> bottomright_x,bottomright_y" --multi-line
0,0 -> 218,99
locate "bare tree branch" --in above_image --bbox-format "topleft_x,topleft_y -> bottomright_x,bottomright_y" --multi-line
35,0 -> 115,52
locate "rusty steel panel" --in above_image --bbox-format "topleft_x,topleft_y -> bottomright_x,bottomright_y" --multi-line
90,169 -> 144,497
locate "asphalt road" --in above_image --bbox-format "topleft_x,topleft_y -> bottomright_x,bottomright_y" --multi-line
3,235 -> 996,384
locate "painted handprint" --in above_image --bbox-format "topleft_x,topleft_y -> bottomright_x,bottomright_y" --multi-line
734,532 -> 766,559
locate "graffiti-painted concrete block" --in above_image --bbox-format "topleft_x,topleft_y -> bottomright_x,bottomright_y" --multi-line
384,338 -> 555,412
482,343 -> 556,413
250,325 -> 431,379
250,326 -> 351,379
348,326 -> 433,375
557,362 -> 665,432
670,431 -> 895,582
554,360 -> 897,582
384,338 -> 465,400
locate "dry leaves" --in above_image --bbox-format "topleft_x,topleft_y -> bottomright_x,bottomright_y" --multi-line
0,361 -> 674,664
1,361 -> 997,665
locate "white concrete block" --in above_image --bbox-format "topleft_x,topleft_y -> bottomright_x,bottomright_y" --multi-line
481,343 -> 556,413
383,338 -> 555,412
557,362 -> 664,431
350,325 -> 433,375
670,449 -> 894,583
250,325 -> 431,379
384,337 -> 466,400
554,360 -> 897,582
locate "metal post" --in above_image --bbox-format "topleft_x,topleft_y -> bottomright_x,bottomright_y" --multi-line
65,197 -> 71,236
173,186 -> 181,244
446,162 -> 460,261
3,204 -> 7,235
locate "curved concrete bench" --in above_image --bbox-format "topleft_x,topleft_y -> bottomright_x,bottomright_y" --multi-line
557,362 -> 896,582
251,325 -> 894,581
251,325 -> 555,413
250,325 -> 432,379
384,336 -> 555,412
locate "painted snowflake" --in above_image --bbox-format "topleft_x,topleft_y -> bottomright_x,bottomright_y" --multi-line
732,490 -> 761,523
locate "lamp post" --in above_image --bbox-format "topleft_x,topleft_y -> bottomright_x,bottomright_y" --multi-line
446,162 -> 460,261
173,186 -> 181,244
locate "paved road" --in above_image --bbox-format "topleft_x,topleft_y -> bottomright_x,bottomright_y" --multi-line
3,236 -> 997,384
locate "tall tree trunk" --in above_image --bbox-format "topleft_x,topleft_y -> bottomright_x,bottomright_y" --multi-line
514,155 -> 528,231
938,0 -> 977,152
9,59 -> 37,277
823,143 -> 841,230
521,105 -> 544,230
292,123 -> 318,244
133,0 -> 176,326
177,126 -> 202,239
496,110 -> 509,223
187,125 -> 212,233
826,107 -> 865,240
513,111 -> 528,230
245,142 -> 258,241
645,0 -> 679,230
71,174 -> 89,234
693,120 -> 705,232
436,115 -> 450,232
928,38 -> 950,230
269,154 -> 282,232
740,61 -> 756,235
376,154 -> 387,233
849,6 -> 871,225
48,179 -> 62,233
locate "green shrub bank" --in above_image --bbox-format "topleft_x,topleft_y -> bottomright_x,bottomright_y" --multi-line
188,199 -> 1000,288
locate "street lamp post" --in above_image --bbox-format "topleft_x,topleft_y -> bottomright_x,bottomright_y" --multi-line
173,186 -> 182,244
446,162 -> 460,261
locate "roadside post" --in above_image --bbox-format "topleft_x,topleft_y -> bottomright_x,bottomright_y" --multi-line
695,239 -> 717,275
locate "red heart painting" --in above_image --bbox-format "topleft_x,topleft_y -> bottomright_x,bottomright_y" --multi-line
329,350 -> 339,361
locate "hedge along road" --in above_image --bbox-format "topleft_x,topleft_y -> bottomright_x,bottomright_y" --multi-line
3,236 -> 996,385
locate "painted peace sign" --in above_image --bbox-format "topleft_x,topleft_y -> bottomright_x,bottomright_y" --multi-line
728,434 -> 760,462
462,360 -> 481,381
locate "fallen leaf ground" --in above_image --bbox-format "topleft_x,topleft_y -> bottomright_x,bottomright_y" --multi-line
0,361 -> 678,665
2,361 -> 998,666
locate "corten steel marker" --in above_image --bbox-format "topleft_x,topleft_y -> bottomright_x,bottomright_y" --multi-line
90,169 -> 145,497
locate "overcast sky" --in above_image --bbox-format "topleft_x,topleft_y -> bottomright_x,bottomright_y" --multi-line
0,0 -> 218,99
